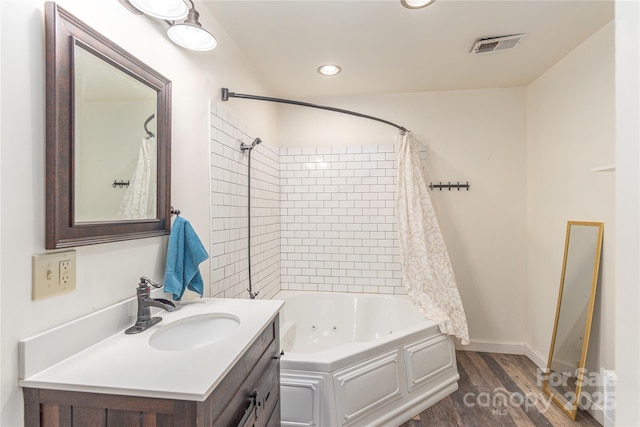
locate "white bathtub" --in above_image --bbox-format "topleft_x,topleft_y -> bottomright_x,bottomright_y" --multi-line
276,291 -> 459,427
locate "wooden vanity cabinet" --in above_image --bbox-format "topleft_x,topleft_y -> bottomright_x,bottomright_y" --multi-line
23,315 -> 281,427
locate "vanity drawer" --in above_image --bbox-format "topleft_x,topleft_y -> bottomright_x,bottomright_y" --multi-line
265,400 -> 281,427
209,316 -> 280,426
23,388 -> 193,427
256,357 -> 280,427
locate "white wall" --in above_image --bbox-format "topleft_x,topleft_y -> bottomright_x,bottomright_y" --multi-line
526,21 -> 615,421
614,1 -> 640,425
277,88 -> 528,346
0,1 -> 276,425
0,1 -> 3,417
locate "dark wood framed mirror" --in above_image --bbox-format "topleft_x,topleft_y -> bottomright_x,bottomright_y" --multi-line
45,2 -> 171,249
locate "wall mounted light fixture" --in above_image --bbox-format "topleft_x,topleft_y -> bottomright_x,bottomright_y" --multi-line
401,0 -> 436,9
167,1 -> 217,51
127,0 -> 188,20
120,0 -> 216,51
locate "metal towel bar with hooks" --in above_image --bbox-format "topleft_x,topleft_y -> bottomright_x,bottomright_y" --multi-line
429,181 -> 471,191
112,180 -> 130,188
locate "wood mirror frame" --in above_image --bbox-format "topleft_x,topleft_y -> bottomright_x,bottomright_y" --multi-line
542,221 -> 604,420
45,2 -> 171,248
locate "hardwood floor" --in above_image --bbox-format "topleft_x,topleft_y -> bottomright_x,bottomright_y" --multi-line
400,351 -> 602,427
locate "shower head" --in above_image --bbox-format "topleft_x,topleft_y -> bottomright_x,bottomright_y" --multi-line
240,137 -> 262,151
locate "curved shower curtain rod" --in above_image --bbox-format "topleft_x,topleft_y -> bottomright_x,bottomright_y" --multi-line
220,88 -> 408,135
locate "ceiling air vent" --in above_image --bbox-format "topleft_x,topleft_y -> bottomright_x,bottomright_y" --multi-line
471,34 -> 527,54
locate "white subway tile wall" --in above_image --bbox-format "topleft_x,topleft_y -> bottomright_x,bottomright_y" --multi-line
280,144 -> 410,294
210,104 -> 430,297
210,104 -> 280,299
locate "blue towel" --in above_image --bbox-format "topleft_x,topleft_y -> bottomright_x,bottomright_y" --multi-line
164,216 -> 208,301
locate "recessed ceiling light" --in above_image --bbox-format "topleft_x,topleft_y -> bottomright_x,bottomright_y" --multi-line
401,0 -> 436,9
317,64 -> 342,76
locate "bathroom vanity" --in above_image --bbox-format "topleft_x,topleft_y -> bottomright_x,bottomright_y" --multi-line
20,298 -> 283,427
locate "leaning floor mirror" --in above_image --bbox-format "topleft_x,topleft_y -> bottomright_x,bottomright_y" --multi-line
543,221 -> 604,420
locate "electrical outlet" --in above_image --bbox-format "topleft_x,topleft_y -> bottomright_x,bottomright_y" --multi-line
60,260 -> 71,285
32,250 -> 76,300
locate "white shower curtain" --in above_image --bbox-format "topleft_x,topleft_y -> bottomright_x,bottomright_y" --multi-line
396,132 -> 469,345
118,136 -> 156,219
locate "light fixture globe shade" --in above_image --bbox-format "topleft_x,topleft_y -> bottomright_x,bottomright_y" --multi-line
401,0 -> 436,9
128,0 -> 189,20
167,23 -> 217,51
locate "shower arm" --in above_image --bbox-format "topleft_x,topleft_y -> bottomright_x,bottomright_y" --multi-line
221,88 -> 408,135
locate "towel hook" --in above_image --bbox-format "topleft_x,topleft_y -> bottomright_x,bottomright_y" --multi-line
170,206 -> 180,217
112,180 -> 130,188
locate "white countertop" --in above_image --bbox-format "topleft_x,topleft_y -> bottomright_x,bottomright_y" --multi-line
19,298 -> 284,401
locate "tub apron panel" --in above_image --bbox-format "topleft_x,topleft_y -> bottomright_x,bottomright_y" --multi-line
405,335 -> 456,392
333,350 -> 402,426
281,372 -> 328,427
276,291 -> 460,427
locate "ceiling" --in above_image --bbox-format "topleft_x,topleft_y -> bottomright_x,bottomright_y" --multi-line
203,0 -> 614,99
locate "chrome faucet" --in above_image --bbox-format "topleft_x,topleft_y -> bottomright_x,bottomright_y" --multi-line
125,277 -> 176,334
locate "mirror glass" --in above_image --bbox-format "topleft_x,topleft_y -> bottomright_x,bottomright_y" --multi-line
45,2 -> 171,248
74,44 -> 158,222
543,221 -> 603,420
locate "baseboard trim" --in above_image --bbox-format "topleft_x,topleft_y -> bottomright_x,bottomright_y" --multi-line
524,344 -> 547,369
455,340 -> 547,368
456,341 -> 605,426
455,340 -> 527,355
581,393 -> 606,425
603,413 -> 614,427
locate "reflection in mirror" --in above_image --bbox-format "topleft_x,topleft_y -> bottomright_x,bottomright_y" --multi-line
45,2 -> 171,248
543,221 -> 603,420
74,44 -> 158,221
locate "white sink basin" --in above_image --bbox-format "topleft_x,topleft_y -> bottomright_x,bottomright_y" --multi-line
149,313 -> 241,351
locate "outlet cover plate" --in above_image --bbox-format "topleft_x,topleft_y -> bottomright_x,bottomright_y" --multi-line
32,250 -> 76,300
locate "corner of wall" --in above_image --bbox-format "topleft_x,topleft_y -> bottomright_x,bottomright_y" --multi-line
614,1 -> 640,425
524,17 -> 615,425
209,104 -> 281,299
